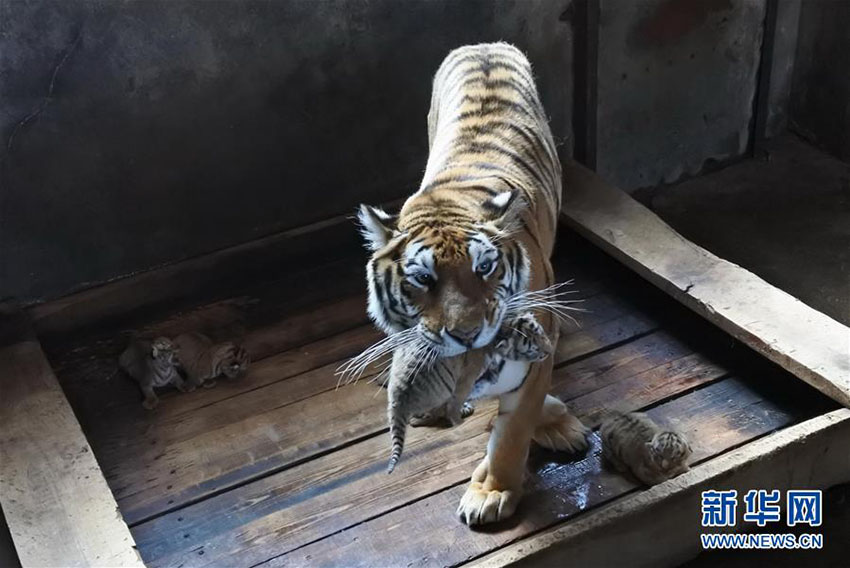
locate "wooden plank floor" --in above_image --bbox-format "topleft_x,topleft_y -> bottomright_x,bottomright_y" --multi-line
44,231 -> 836,567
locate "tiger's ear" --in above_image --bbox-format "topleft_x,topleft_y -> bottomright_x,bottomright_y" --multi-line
357,204 -> 397,251
483,190 -> 525,230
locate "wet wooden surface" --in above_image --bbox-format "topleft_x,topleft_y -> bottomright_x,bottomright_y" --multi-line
45,231 -> 835,567
278,377 -> 833,568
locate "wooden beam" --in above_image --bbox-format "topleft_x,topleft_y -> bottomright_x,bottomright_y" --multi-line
559,160 -> 850,407
0,305 -> 143,567
0,491 -> 21,568
471,408 -> 850,568
27,197 -> 404,342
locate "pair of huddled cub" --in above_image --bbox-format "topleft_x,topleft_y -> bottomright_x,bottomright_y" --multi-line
387,312 -> 691,485
118,333 -> 250,410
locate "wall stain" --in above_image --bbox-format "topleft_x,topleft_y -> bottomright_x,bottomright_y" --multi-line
628,0 -> 733,50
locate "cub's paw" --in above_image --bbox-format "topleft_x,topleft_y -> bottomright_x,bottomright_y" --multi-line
410,402 -> 475,428
459,401 -> 474,419
176,382 -> 196,393
142,397 -> 159,410
497,313 -> 553,361
202,379 -> 217,389
534,412 -> 590,453
457,482 -> 520,526
409,409 -> 445,428
514,312 -> 546,338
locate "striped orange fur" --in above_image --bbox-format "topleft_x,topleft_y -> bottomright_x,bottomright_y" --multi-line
357,43 -> 588,526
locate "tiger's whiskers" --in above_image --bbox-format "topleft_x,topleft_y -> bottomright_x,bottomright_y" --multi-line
506,280 -> 588,329
336,327 -> 418,389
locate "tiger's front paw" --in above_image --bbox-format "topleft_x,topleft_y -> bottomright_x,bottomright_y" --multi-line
457,482 -> 520,525
457,456 -> 521,525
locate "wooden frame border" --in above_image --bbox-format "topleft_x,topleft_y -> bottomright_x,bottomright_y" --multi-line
0,305 -> 144,567
559,160 -> 850,407
472,408 -> 850,567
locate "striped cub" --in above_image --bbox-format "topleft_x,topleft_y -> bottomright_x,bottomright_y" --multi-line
175,332 -> 250,389
386,312 -> 553,473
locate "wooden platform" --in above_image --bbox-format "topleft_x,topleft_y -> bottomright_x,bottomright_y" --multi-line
42,230 -> 838,567
0,305 -> 143,567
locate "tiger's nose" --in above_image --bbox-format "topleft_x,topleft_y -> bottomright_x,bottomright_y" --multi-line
445,326 -> 481,347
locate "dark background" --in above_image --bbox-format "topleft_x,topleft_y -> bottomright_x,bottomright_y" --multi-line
0,0 -> 571,302
0,0 -> 847,305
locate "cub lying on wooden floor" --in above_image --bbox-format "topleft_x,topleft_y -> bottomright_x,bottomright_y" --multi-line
119,333 -> 250,410
119,337 -> 184,410
600,411 -> 692,485
174,332 -> 250,389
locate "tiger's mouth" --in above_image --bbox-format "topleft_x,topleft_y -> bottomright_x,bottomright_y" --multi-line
420,308 -> 505,357
335,303 -> 507,386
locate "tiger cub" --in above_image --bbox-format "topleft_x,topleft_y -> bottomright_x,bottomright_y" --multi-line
174,332 -> 250,389
387,313 -> 552,473
119,337 -> 185,410
600,411 -> 692,485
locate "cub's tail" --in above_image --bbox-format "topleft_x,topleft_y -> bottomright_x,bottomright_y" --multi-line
387,408 -> 408,474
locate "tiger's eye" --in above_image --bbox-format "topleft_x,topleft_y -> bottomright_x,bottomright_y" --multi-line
414,273 -> 433,287
476,261 -> 492,276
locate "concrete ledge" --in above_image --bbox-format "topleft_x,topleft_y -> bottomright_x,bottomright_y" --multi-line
558,160 -> 850,406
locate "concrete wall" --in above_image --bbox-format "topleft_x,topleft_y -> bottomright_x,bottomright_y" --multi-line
596,0 -> 766,192
789,0 -> 850,162
765,0 -> 801,138
0,0 -> 572,303
9,0 -> 830,304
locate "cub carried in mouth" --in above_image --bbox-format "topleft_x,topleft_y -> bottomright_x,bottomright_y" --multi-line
386,313 -> 552,473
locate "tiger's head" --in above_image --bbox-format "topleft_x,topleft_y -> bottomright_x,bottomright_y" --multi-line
151,337 -> 179,365
214,342 -> 251,379
357,190 -> 529,357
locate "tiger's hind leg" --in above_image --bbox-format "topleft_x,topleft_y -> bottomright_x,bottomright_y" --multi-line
532,394 -> 589,453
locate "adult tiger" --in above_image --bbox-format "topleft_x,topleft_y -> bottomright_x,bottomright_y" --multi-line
356,43 -> 588,525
